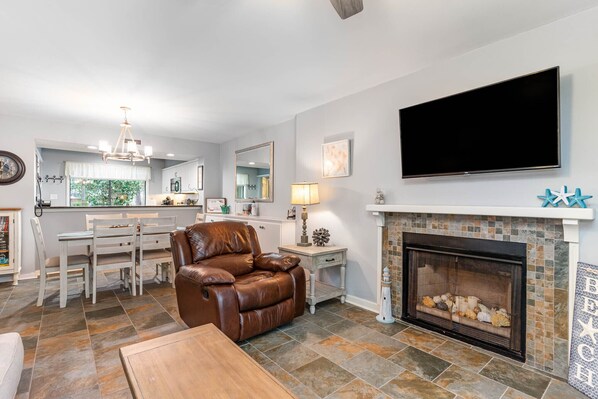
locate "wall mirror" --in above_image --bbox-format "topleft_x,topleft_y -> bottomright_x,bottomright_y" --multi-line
234,141 -> 273,202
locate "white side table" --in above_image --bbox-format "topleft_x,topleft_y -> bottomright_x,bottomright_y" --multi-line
278,245 -> 347,314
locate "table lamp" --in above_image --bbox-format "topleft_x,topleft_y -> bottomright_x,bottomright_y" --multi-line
291,182 -> 320,246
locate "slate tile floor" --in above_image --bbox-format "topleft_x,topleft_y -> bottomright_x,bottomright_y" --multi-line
0,276 -> 591,399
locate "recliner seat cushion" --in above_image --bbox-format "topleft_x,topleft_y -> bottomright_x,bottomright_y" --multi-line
186,222 -> 252,262
234,271 -> 294,312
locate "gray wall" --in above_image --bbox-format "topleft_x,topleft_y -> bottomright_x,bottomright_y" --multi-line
39,148 -> 167,206
220,119 -> 296,218
294,8 -> 598,304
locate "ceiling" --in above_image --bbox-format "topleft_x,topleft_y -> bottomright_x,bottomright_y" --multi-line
1,0 -> 597,144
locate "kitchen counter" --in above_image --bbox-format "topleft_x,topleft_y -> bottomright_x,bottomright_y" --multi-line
43,205 -> 201,212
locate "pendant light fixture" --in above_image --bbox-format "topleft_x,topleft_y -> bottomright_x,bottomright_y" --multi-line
99,107 -> 152,163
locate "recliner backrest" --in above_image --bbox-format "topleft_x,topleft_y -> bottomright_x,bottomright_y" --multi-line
185,221 -> 253,263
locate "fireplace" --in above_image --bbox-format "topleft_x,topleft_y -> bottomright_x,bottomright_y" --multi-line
402,232 -> 526,361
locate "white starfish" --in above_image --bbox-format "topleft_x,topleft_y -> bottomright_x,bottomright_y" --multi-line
578,317 -> 598,345
551,185 -> 574,206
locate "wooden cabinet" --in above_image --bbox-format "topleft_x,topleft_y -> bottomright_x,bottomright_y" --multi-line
204,214 -> 295,253
162,160 -> 201,194
0,209 -> 21,285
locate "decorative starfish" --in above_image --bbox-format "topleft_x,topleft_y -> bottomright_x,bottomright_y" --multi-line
569,188 -> 593,208
537,189 -> 558,207
551,185 -> 574,206
579,317 -> 598,344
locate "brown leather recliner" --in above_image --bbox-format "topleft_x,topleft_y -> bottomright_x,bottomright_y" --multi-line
170,221 -> 306,341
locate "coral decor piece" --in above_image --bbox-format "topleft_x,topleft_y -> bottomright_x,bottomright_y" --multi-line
538,186 -> 592,208
312,228 -> 330,247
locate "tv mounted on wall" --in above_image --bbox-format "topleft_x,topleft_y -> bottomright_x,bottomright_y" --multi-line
399,67 -> 560,178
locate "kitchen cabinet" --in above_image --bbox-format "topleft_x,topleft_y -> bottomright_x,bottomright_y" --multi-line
162,167 -> 175,194
162,160 -> 201,194
204,214 -> 295,253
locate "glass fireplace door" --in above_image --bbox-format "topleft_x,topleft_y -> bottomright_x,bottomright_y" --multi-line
405,247 -> 523,358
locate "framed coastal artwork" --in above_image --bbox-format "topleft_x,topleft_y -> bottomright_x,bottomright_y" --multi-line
322,139 -> 351,178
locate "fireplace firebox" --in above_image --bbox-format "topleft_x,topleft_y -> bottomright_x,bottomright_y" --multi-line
402,232 -> 526,361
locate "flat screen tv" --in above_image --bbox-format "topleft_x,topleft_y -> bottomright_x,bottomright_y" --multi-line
399,67 -> 560,178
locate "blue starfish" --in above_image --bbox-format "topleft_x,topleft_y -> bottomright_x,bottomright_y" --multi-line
537,188 -> 558,207
569,188 -> 593,208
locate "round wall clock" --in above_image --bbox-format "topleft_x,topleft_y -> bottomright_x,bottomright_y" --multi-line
0,151 -> 26,185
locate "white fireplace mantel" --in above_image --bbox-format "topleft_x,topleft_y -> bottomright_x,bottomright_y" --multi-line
366,204 -> 595,348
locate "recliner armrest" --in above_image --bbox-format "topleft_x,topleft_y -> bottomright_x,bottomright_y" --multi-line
178,264 -> 235,285
254,253 -> 300,272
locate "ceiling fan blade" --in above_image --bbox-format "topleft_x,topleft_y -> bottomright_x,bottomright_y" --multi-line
329,0 -> 364,20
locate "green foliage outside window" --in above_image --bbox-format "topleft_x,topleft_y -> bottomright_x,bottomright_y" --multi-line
70,178 -> 146,207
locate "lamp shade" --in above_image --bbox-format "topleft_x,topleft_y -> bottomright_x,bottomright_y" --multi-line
291,182 -> 320,205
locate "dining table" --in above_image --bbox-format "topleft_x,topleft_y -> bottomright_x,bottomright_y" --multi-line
57,227 -> 184,308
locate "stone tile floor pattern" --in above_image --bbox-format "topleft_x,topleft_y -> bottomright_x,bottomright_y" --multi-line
0,275 -> 590,399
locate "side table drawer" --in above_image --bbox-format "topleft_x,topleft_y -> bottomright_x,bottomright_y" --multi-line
314,252 -> 344,268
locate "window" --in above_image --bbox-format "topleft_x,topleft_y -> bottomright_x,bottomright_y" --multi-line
69,178 -> 146,207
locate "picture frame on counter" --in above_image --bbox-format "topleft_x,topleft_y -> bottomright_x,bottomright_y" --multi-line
197,165 -> 204,191
205,198 -> 227,214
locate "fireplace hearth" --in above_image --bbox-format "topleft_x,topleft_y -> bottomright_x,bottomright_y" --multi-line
402,232 -> 526,361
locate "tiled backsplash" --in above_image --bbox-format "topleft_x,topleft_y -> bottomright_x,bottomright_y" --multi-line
382,213 -> 569,378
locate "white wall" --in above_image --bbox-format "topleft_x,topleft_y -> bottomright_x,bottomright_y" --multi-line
0,114 -> 221,277
220,119 -> 296,218
295,7 -> 598,304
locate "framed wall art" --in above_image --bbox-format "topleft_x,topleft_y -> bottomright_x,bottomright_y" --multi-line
322,139 -> 351,178
205,198 -> 227,213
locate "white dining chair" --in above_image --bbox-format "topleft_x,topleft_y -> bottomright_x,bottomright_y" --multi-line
31,217 -> 89,306
85,213 -> 123,230
125,212 -> 159,220
91,218 -> 137,304
194,213 -> 205,224
137,216 -> 176,294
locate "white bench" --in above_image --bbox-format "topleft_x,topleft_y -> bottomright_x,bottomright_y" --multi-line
0,333 -> 23,399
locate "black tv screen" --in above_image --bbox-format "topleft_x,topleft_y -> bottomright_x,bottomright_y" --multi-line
399,67 -> 560,178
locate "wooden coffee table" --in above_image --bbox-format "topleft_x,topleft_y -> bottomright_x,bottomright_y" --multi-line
119,324 -> 295,399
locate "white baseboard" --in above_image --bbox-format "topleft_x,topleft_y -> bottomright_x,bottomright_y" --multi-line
345,295 -> 378,313
0,272 -> 37,283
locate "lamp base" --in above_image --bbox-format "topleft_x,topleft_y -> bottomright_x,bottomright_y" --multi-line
297,232 -> 311,247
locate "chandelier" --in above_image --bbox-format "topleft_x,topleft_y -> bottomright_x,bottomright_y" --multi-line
98,107 -> 152,163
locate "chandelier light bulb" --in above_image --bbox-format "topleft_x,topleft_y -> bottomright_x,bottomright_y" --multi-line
126,140 -> 137,153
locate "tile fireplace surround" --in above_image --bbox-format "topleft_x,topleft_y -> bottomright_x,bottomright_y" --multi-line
366,205 -> 594,378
